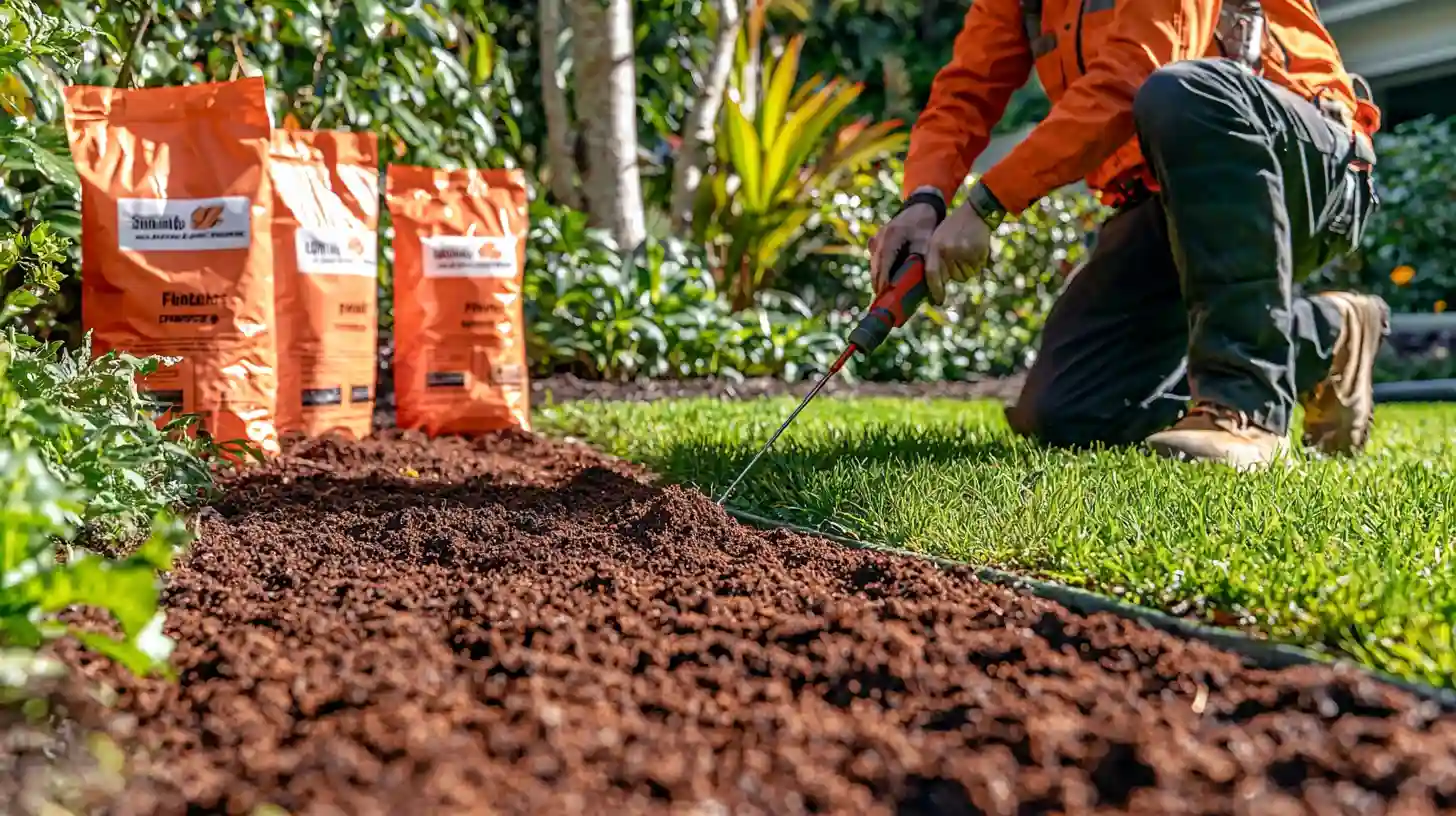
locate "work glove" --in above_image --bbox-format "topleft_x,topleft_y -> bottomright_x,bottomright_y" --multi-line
924,182 -> 1008,305
870,189 -> 945,295
925,203 -> 993,306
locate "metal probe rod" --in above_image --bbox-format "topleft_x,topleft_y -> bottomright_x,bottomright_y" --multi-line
715,344 -> 857,506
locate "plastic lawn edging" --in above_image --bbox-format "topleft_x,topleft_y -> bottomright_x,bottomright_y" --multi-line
1375,379 -> 1456,403
724,506 -> 1456,713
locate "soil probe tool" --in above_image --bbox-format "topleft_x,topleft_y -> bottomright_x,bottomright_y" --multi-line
715,250 -> 929,505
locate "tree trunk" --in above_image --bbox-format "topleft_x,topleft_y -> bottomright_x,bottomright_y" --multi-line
538,0 -> 582,209
741,0 -> 763,119
669,0 -> 743,233
569,0 -> 646,253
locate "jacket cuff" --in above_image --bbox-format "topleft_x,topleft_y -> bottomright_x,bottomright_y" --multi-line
900,165 -> 962,206
977,162 -> 1042,216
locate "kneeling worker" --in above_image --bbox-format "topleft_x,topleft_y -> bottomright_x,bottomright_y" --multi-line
871,0 -> 1390,469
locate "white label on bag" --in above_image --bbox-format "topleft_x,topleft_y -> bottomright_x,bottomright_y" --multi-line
295,227 -> 378,276
118,197 -> 251,251
420,235 -> 517,279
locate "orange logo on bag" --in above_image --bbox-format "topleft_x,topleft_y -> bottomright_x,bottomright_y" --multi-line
191,205 -> 224,230
347,235 -> 366,256
477,241 -> 502,261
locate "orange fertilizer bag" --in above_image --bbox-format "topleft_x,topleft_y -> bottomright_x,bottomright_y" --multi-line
385,165 -> 530,436
63,77 -> 279,455
270,129 -> 380,438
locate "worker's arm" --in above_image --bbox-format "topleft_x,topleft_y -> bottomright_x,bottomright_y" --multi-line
976,0 -> 1222,216
901,0 -> 1033,203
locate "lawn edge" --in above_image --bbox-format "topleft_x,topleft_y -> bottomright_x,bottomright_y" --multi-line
725,507 -> 1456,713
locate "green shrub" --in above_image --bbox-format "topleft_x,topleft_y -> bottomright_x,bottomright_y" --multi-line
0,0 -> 223,689
57,0 -> 523,171
525,201 -> 841,381
1312,115 -> 1456,314
0,325 -> 226,538
691,14 -> 908,309
524,165 -> 1104,383
0,1 -> 87,347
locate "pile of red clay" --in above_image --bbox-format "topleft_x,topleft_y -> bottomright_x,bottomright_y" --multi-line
60,430 -> 1456,815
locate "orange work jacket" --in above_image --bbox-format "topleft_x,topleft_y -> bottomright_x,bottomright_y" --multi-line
902,0 -> 1382,215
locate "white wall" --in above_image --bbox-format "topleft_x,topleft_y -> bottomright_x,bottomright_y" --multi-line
1323,0 -> 1456,85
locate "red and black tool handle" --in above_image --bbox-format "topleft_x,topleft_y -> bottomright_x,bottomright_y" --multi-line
848,248 -> 928,355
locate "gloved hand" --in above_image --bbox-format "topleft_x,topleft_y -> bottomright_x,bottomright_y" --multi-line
870,198 -> 941,295
925,202 -> 993,305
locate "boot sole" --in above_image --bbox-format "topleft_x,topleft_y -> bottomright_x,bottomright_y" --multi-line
1302,294 -> 1390,456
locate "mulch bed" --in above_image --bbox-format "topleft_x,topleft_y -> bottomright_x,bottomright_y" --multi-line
54,429 -> 1456,815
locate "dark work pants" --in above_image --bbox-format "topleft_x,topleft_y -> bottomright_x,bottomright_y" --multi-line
1006,58 -> 1376,447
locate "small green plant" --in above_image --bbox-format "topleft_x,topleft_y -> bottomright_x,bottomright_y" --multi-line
0,220 -> 225,542
0,449 -> 183,679
1310,114 -> 1456,313
0,226 -> 213,690
0,328 -> 225,537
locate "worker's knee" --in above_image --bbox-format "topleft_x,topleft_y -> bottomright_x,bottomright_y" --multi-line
1004,395 -> 1105,450
1004,400 -> 1037,440
1133,59 -> 1244,145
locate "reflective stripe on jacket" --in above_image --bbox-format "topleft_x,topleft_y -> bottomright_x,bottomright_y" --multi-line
902,0 -> 1382,214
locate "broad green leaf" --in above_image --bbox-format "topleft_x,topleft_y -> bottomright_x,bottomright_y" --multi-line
755,208 -> 814,279
470,31 -> 495,85
0,615 -> 46,649
4,288 -> 39,311
4,134 -> 79,191
73,624 -> 174,678
759,81 -> 844,207
758,34 -> 804,151
356,0 -> 389,39
6,542 -> 169,642
723,101 -> 764,210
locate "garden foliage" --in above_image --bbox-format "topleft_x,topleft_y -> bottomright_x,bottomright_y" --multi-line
1312,114 -> 1456,315
12,0 -> 1456,394
1,0 -> 220,687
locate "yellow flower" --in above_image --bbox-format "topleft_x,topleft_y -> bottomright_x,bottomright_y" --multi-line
1390,265 -> 1416,286
1437,301 -> 1447,314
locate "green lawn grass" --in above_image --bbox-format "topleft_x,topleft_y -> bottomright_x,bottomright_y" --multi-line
537,396 -> 1456,687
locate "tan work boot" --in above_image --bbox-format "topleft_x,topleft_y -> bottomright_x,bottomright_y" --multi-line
1145,403 -> 1290,471
1300,292 -> 1390,456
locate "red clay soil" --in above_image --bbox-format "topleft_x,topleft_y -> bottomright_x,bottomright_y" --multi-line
56,430 -> 1456,815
